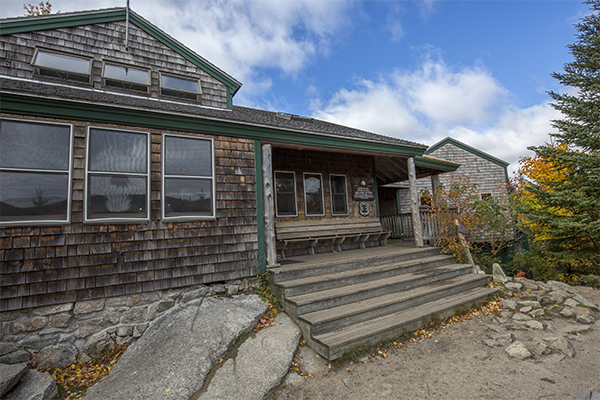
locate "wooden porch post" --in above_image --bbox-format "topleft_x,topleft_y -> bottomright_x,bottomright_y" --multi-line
407,157 -> 424,247
262,144 -> 278,266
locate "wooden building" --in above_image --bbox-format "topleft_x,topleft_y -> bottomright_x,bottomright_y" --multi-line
0,8 -> 458,313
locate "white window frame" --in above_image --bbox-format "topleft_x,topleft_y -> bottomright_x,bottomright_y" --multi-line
159,72 -> 202,101
0,118 -> 73,226
329,174 -> 349,216
274,171 -> 297,218
303,172 -> 325,217
162,133 -> 216,220
84,126 -> 150,223
101,61 -> 150,93
31,48 -> 92,84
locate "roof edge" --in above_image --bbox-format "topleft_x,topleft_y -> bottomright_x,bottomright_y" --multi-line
425,137 -> 509,168
414,155 -> 460,172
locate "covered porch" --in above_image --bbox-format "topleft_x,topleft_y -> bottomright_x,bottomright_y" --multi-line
259,141 -> 460,266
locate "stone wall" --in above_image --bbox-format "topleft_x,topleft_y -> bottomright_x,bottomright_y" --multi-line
0,277 -> 261,369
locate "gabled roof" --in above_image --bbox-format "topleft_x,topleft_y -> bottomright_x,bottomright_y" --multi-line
0,7 -> 242,103
425,137 -> 509,168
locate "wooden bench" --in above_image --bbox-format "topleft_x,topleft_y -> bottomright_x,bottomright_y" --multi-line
275,218 -> 391,259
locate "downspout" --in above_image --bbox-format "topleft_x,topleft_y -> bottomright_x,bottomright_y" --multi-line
125,0 -> 130,51
372,157 -> 380,218
254,140 -> 266,274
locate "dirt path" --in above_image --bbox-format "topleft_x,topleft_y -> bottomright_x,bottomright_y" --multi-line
273,281 -> 600,400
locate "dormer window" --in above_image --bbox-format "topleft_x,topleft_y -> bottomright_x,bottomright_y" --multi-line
160,73 -> 201,101
102,62 -> 150,93
32,49 -> 91,83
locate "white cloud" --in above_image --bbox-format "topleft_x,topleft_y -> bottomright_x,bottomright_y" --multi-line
310,53 -> 558,175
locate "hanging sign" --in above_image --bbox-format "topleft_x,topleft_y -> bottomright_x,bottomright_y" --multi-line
352,181 -> 375,201
359,202 -> 370,216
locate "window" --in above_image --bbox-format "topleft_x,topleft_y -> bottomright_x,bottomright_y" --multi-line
330,174 -> 348,215
32,49 -> 92,83
86,128 -> 149,221
304,173 -> 324,216
274,171 -> 297,217
160,73 -> 202,101
0,119 -> 72,224
163,135 -> 214,219
102,62 -> 150,93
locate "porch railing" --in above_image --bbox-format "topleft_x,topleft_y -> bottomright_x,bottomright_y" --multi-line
381,208 -> 457,241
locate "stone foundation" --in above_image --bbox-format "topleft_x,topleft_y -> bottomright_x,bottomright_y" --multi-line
0,277 -> 262,369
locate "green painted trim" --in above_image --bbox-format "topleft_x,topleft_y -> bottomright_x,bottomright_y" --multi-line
395,189 -> 402,214
0,8 -> 242,104
1,95 -> 426,157
254,140 -> 266,275
426,137 -> 510,168
414,156 -> 460,172
0,9 -> 125,35
372,157 -> 380,218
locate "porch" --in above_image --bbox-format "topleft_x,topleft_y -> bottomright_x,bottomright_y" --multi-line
268,241 -> 496,360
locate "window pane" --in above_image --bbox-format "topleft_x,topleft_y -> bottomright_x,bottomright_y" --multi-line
104,64 -> 149,84
34,50 -> 90,75
87,174 -> 147,219
332,194 -> 348,215
88,129 -> 147,173
165,136 -> 211,176
275,172 -> 296,216
0,120 -> 70,170
164,178 -> 212,217
305,174 -> 323,215
331,176 -> 348,215
0,171 -> 68,221
331,176 -> 345,194
161,75 -> 200,93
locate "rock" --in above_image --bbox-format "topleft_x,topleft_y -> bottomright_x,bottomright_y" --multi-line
298,346 -> 329,376
31,303 -> 74,316
486,324 -> 506,334
529,309 -> 545,317
505,341 -> 532,360
560,324 -> 592,335
51,313 -> 73,329
132,324 -> 147,338
518,300 -> 541,308
78,318 -> 105,338
488,332 -> 514,345
197,313 -> 302,400
534,343 -> 548,356
284,372 -> 305,387
4,369 -> 58,400
512,313 -> 530,321
578,289 -> 600,309
83,331 -> 115,355
520,306 -> 532,313
482,339 -> 501,348
0,350 -> 31,365
548,290 -> 568,304
560,307 -> 574,317
551,337 -> 575,358
121,306 -> 148,324
520,279 -> 539,290
526,320 -> 544,330
499,310 -> 513,319
343,377 -> 353,388
0,343 -> 22,357
116,325 -> 134,337
79,353 -> 92,363
181,287 -> 209,303
505,282 -> 522,291
0,363 -> 27,397
573,294 -> 600,310
563,298 -> 580,308
546,280 -> 580,294
84,295 -> 268,400
74,299 -> 105,315
500,299 -> 517,310
573,307 -> 595,324
34,343 -> 78,369
492,264 -> 508,283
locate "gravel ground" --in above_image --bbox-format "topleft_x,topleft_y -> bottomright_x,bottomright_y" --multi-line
273,282 -> 600,400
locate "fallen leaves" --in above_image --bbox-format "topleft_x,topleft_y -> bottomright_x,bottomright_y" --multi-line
43,344 -> 129,400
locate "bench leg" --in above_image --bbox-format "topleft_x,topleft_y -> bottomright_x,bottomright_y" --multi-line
332,237 -> 345,252
306,239 -> 318,256
379,232 -> 391,246
355,235 -> 370,249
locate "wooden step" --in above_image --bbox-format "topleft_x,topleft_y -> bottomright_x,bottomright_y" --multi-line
301,273 -> 490,336
312,286 -> 497,360
284,263 -> 472,319
278,254 -> 454,297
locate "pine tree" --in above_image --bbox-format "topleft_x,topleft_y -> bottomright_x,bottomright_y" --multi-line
518,0 -> 600,273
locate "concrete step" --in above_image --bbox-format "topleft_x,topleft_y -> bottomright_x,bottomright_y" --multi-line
284,263 -> 472,319
270,246 -> 442,283
278,254 -> 454,297
301,273 -> 490,336
312,286 -> 497,360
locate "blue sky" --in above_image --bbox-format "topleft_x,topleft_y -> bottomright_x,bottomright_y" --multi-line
0,0 -> 589,173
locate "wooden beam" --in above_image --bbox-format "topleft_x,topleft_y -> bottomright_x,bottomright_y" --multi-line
262,144 -> 278,266
407,157 -> 424,247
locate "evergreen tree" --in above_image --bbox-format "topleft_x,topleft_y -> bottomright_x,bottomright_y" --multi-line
518,0 -> 600,273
